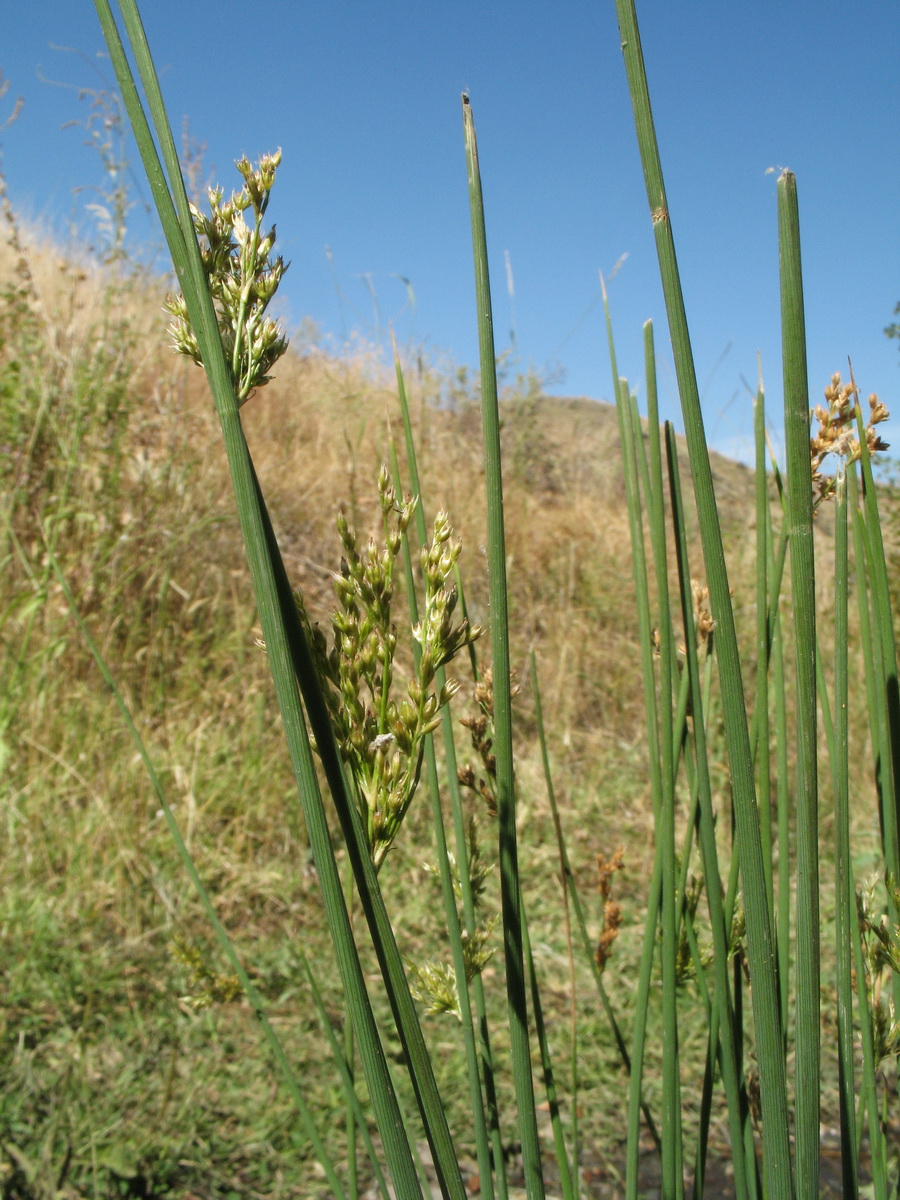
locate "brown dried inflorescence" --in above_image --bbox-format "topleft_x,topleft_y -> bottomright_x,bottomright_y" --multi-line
458,669 -> 499,816
810,372 -> 889,507
595,847 -> 625,973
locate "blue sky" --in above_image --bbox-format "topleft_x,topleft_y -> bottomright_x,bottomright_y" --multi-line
2,2 -> 898,463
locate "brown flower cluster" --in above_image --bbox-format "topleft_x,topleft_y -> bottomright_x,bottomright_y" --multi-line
676,580 -> 714,661
810,372 -> 889,507
458,670 -> 499,816
595,847 -> 625,973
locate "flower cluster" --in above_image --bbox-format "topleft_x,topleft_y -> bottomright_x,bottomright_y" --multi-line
169,939 -> 242,1012
810,372 -> 889,506
409,818 -> 497,1019
407,919 -> 496,1019
595,847 -> 624,973
856,877 -> 900,1066
673,874 -> 708,986
166,151 -> 288,404
457,670 -> 500,816
298,465 -> 482,870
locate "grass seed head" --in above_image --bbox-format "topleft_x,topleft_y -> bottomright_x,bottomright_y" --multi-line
165,151 -> 288,404
458,669 -> 500,816
295,468 -> 480,869
170,939 -> 242,1012
595,847 -> 625,973
810,371 -> 890,506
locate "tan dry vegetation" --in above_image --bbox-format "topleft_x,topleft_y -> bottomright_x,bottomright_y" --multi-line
1,219 -> 657,907
5,215 -> 889,877
5,208 -> 898,1198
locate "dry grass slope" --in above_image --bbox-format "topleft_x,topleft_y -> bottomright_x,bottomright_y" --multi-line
3,218 -> 896,1197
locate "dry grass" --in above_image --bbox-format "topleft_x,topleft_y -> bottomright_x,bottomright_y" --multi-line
3,214 -> 895,1198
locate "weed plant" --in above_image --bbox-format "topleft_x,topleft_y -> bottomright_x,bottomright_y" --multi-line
3,2 -> 900,1198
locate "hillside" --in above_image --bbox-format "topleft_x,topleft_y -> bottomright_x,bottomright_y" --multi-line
2,218 -> 892,1199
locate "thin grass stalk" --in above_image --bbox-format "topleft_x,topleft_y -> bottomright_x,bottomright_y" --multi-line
665,424 -> 753,1200
612,6 -> 792,1193
759,427 -> 793,1044
631,365 -> 704,943
718,852 -> 760,1196
814,642 -> 836,765
257,479 -> 471,1200
670,666 -> 699,924
627,850 -> 664,1200
521,903 -> 577,1200
609,371 -> 668,1200
859,518 -> 896,882
435,567 -> 513,1200
529,652 -> 581,1196
611,367 -> 666,1200
846,470 -> 892,1199
95,7 -> 464,1194
692,1022 -> 716,1200
634,331 -> 682,1200
777,170 -> 820,1198
301,951 -> 393,1200
392,342 -> 509,1200
683,701 -> 755,1197
530,657 -> 661,1158
666,876 -> 722,1200
754,385 -> 774,923
384,1058 -> 440,1200
388,438 -> 496,1200
623,384 -> 706,1186
675,877 -> 728,1200
50,553 -> 348,1200
601,321 -> 662,832
346,1047 -> 358,1198
462,93 -> 544,1200
846,477 -> 881,840
700,748 -> 763,1200
343,854 -> 360,1200
767,528 -> 792,1043
713,832 -> 760,1200
831,471 -> 859,1198
851,379 -> 900,896
847,881 -> 890,1198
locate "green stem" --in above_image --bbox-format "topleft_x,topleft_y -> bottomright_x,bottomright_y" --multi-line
665,424 -> 751,1200
462,94 -> 544,1199
754,383 -> 774,927
612,5 -> 792,1194
832,471 -> 858,1199
530,651 -> 581,1198
389,439 -> 497,1200
636,331 -> 681,1200
778,170 -> 820,1199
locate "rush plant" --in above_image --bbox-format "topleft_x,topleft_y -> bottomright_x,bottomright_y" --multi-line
70,2 -> 900,1198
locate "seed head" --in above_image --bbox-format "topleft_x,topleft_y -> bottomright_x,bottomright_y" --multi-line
165,151 -> 289,405
810,372 -> 890,507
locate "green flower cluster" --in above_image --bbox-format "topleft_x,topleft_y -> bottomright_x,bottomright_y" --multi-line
299,465 -> 482,870
169,939 -> 242,1012
166,151 -> 288,404
408,816 -> 497,1019
856,877 -> 900,1065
